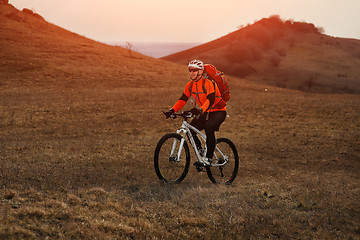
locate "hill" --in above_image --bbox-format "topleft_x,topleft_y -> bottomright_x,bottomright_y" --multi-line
0,3 -> 185,90
1,3 -> 360,239
163,15 -> 360,94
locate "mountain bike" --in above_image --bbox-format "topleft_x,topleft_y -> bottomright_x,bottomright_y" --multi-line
154,111 -> 239,184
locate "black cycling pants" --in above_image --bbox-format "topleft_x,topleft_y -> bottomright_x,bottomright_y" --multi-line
190,111 -> 226,159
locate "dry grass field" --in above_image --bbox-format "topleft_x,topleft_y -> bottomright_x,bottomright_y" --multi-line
1,3 -> 360,239
1,80 -> 359,239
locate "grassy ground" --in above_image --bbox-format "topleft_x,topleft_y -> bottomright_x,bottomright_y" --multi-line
1,78 -> 359,239
1,5 -> 359,238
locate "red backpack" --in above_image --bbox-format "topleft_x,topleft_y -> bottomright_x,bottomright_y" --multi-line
204,64 -> 231,102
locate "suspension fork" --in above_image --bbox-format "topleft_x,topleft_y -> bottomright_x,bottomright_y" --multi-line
169,137 -> 183,162
170,125 -> 187,162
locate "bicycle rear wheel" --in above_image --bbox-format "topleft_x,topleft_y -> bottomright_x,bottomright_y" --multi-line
154,133 -> 190,183
206,138 -> 239,184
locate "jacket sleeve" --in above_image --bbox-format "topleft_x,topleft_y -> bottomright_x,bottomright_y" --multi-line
171,81 -> 191,112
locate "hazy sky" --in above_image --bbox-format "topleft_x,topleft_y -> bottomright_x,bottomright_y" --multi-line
9,0 -> 360,43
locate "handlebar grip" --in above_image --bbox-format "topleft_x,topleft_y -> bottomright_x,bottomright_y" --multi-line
162,110 -> 193,119
163,111 -> 176,119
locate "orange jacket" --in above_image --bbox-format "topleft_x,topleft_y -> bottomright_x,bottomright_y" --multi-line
172,76 -> 226,113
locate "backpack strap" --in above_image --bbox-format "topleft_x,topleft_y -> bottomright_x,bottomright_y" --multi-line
215,72 -> 223,76
205,76 -> 225,110
188,78 -> 207,108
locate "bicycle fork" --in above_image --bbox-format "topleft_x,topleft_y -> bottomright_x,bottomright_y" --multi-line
178,128 -> 206,163
170,137 -> 185,162
170,127 -> 198,163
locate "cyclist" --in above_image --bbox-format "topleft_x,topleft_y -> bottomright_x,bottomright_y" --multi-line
164,59 -> 227,168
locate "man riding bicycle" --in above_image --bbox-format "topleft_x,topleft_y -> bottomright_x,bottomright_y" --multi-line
164,59 -> 227,168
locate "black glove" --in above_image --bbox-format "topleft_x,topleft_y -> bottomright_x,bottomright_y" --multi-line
190,108 -> 202,116
164,109 -> 175,118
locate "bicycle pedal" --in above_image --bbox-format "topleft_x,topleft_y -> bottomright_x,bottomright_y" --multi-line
195,166 -> 204,172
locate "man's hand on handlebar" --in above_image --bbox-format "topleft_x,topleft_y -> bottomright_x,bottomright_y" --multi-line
163,109 -> 201,119
163,109 -> 175,118
190,107 -> 202,117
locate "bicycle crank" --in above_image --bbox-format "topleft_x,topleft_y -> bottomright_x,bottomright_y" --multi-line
219,167 -> 224,177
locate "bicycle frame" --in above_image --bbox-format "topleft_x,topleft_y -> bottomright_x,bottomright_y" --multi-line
171,119 -> 228,167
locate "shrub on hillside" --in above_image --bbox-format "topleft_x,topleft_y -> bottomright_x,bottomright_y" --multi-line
285,20 -> 320,33
22,8 -> 44,20
257,15 -> 285,32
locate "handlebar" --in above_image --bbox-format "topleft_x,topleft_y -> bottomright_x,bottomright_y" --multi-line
163,111 -> 194,119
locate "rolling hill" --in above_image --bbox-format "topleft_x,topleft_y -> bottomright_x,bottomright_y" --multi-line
1,2 -> 360,239
163,15 -> 360,94
0,3 -> 186,90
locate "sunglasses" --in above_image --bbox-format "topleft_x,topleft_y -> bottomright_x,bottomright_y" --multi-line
189,68 -> 200,72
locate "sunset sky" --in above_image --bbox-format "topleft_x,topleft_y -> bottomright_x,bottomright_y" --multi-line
9,0 -> 360,43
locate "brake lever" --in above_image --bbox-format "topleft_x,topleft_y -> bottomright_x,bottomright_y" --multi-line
162,111 -> 176,119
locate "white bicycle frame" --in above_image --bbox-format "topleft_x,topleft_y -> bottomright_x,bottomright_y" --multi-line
171,119 -> 228,167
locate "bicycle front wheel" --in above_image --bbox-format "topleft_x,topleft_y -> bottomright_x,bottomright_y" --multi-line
206,137 -> 239,184
154,133 -> 190,183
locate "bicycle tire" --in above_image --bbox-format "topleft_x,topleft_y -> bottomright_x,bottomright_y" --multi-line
154,133 -> 191,183
206,137 -> 239,184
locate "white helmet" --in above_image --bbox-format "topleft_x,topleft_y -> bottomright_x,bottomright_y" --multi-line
188,59 -> 204,70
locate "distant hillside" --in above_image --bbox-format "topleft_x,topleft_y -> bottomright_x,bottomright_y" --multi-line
162,16 -> 360,94
0,3 -> 184,89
